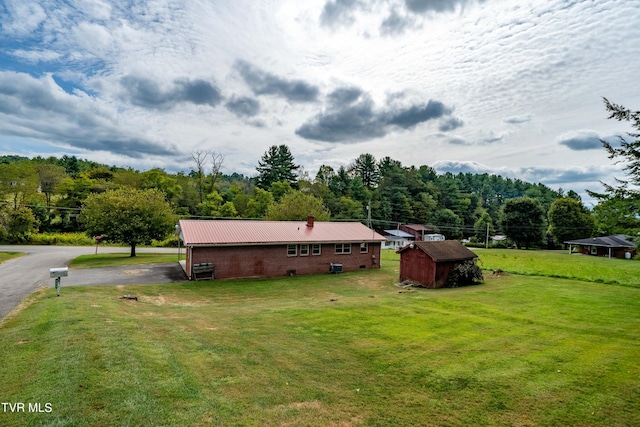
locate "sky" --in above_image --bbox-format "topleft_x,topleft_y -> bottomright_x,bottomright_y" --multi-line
1,0 -> 639,205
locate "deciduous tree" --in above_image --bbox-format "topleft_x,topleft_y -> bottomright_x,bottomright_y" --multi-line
81,188 -> 176,257
0,206 -> 38,243
35,163 -> 67,207
432,208 -> 463,240
474,211 -> 495,245
265,191 -> 330,221
548,198 -> 596,244
500,197 -> 545,249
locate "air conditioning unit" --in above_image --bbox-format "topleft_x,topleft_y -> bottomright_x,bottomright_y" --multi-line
329,263 -> 343,274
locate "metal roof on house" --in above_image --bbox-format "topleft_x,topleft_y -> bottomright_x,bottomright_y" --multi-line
397,240 -> 478,262
564,234 -> 636,248
384,229 -> 414,238
402,224 -> 433,232
178,219 -> 386,246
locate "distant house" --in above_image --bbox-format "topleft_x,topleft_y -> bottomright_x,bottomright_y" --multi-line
399,224 -> 434,241
564,235 -> 637,259
382,229 -> 414,250
177,217 -> 386,280
398,240 -> 478,288
423,233 -> 445,242
491,235 -> 507,244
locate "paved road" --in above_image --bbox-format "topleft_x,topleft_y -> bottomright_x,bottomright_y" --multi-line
0,245 -> 186,320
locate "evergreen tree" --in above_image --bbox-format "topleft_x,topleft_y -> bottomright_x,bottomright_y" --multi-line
587,99 -> 640,241
598,98 -> 640,193
351,153 -> 380,189
255,145 -> 299,189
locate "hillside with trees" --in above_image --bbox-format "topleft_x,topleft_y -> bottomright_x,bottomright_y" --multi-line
0,134 -> 633,249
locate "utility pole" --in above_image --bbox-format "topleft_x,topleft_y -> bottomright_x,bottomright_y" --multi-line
486,222 -> 490,249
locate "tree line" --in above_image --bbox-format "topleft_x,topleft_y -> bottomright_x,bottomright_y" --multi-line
0,99 -> 638,251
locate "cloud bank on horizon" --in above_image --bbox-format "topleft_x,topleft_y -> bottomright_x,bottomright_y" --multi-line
0,0 -> 639,201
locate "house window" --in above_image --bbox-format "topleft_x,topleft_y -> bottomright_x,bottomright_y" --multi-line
312,244 -> 321,255
287,244 -> 297,256
591,245 -> 597,255
300,244 -> 309,256
335,243 -> 351,254
360,243 -> 368,253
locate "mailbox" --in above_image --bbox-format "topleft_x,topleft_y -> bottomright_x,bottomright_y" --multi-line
50,267 -> 68,278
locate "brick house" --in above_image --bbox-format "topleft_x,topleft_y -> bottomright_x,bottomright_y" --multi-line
397,240 -> 478,288
177,217 -> 386,280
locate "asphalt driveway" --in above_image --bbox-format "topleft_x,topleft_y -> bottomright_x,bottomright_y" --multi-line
0,245 -> 186,320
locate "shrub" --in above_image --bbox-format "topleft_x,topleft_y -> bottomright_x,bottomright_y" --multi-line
444,259 -> 483,288
151,235 -> 181,247
28,232 -> 95,246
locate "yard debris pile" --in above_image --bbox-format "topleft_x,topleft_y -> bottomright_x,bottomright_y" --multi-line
396,280 -> 420,291
120,294 -> 138,301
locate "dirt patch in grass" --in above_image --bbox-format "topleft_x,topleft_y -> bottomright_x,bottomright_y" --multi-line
139,295 -> 168,305
136,294 -> 208,307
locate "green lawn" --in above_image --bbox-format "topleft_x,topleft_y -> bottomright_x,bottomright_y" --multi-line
68,252 -> 180,269
0,251 -> 24,264
1,251 -> 639,426
473,248 -> 640,287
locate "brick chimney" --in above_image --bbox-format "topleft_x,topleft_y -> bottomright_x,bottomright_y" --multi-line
306,215 -> 315,227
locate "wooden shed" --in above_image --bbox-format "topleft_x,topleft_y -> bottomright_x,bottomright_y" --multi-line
398,240 -> 478,288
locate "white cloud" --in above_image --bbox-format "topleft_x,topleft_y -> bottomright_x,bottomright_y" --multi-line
73,22 -> 113,55
0,0 -> 638,197
0,1 -> 47,36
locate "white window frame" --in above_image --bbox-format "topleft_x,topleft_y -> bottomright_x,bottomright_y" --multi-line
287,244 -> 297,257
335,243 -> 351,254
312,244 -> 321,256
300,244 -> 309,256
360,242 -> 368,253
590,245 -> 597,255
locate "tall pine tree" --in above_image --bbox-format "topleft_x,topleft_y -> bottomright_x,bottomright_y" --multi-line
255,145 -> 299,189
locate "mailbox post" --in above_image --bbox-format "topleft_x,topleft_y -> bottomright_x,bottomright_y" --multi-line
50,267 -> 68,296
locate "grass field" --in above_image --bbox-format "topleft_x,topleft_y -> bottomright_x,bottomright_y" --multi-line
474,249 -> 640,287
0,251 -> 24,264
1,250 -> 639,426
68,252 -> 180,269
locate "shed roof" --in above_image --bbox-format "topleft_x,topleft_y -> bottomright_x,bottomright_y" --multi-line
564,234 -> 636,248
397,240 -> 478,262
178,219 -> 386,246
